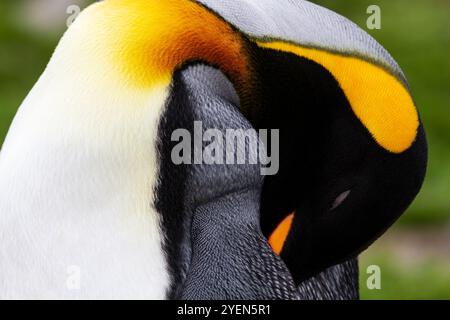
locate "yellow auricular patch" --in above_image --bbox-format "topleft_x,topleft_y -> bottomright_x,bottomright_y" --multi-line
257,41 -> 419,153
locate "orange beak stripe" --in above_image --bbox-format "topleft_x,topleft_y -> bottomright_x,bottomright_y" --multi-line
268,213 -> 295,255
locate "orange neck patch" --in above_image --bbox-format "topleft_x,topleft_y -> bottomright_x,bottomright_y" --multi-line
87,0 -> 251,90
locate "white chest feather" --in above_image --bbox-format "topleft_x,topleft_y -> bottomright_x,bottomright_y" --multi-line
0,36 -> 171,299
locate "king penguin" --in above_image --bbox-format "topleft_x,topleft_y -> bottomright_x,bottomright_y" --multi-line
0,0 -> 427,299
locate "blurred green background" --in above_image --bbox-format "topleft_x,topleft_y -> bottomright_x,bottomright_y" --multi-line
0,0 -> 449,299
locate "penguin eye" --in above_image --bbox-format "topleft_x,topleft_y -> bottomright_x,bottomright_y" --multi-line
330,190 -> 351,211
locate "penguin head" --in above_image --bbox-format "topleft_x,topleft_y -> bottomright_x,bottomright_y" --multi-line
257,44 -> 428,282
